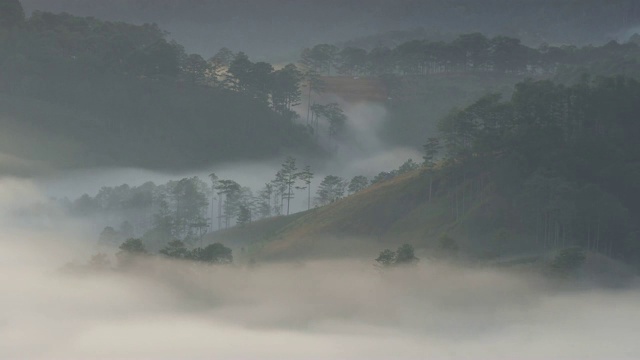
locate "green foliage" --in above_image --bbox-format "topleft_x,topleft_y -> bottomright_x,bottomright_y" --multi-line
0,0 -> 25,30
422,137 -> 441,169
272,64 -> 303,115
279,157 -> 298,215
118,238 -> 147,254
215,179 -> 242,229
257,183 -> 274,218
116,238 -> 147,267
371,171 -> 397,185
236,205 -> 252,227
159,240 -> 189,259
315,175 -> 347,207
182,53 -> 209,85
189,243 -> 233,264
397,159 -> 419,174
296,165 -> 314,210
435,76 -> 640,262
113,238 -> 232,265
300,33 -> 640,149
336,47 -> 368,75
157,239 -> 234,264
348,175 -> 369,194
303,32 -> 640,81
375,249 -> 396,267
171,177 -> 210,237
0,12 -> 316,171
300,44 -> 339,75
395,244 -> 419,264
375,244 -> 419,268
310,103 -> 347,138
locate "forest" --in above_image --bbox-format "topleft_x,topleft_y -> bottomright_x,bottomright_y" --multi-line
2,0 -> 640,268
0,5 -> 316,171
4,0 -> 640,173
67,73 -> 640,267
300,34 -> 640,78
433,75 -> 640,264
5,1 -> 640,358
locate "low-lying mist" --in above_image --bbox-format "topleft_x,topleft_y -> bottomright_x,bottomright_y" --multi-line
36,101 -> 421,208
2,178 -> 640,359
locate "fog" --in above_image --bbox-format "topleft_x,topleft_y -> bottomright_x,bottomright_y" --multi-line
0,178 -> 639,359
5,1 -> 640,358
36,100 -> 420,215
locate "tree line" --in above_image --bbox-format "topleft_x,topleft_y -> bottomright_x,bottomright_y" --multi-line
65,156 -> 425,250
0,2 -> 318,170
300,34 -> 640,77
64,237 -> 234,273
419,75 -> 640,265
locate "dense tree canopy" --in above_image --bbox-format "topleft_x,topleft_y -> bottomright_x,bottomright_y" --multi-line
0,0 -> 25,30
0,11 -> 317,170
301,33 -> 640,79
432,76 -> 640,263
375,244 -> 419,268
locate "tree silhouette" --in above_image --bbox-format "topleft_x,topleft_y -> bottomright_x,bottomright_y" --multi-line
296,165 -> 314,210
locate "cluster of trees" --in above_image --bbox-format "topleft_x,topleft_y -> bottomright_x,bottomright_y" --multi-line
69,179 -> 209,246
3,5 -> 307,100
71,154 -> 429,250
0,3 -> 316,169
68,238 -> 233,272
301,34 -> 640,77
375,244 -> 419,268
218,52 -> 304,119
421,75 -> 640,264
157,239 -> 232,264
309,103 -> 347,139
0,0 -> 24,32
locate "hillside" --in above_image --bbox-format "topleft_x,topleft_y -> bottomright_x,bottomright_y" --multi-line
383,73 -> 528,146
0,8 -> 318,175
207,169 -> 511,261
208,76 -> 640,268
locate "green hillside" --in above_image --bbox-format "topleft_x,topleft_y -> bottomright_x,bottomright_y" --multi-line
208,168 -> 524,262
209,76 -> 640,268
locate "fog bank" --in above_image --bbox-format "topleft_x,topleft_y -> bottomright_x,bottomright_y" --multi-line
1,179 -> 640,359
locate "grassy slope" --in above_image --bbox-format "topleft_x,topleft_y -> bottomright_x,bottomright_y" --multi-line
208,169 -> 519,261
207,167 -> 635,280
